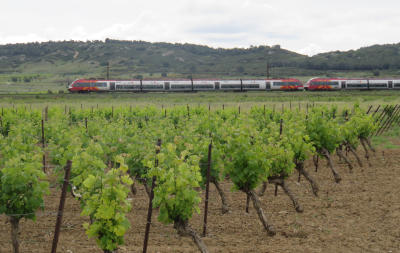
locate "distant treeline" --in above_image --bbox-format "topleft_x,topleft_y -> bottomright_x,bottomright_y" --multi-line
1,39 -> 400,76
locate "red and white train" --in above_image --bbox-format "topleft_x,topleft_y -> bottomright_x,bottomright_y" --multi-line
68,78 -> 303,92
306,77 -> 400,90
68,77 -> 400,92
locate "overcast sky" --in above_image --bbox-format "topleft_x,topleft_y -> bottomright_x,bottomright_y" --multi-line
0,0 -> 399,55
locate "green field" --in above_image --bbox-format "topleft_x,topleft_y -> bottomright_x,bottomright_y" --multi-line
1,69 -> 400,94
1,90 -> 400,110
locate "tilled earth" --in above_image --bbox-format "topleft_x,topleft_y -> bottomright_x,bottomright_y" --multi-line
0,149 -> 399,253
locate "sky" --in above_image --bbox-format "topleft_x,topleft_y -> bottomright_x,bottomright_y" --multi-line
0,0 -> 399,56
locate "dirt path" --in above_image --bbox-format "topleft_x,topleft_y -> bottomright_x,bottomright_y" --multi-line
0,149 -> 399,252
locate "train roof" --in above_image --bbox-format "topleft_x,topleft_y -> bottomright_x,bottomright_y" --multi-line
74,78 -> 301,82
308,77 -> 400,81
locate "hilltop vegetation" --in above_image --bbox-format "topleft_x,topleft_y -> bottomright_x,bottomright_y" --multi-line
0,40 -> 307,77
1,39 -> 400,93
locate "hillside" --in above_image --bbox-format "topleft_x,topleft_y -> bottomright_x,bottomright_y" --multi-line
1,40 -> 400,93
0,39 -> 308,77
304,44 -> 400,71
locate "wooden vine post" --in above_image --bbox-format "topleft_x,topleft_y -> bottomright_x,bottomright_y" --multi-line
143,139 -> 162,253
51,160 -> 72,253
41,119 -> 46,173
366,105 -> 373,114
371,105 -> 381,117
202,140 -> 212,237
245,194 -> 250,213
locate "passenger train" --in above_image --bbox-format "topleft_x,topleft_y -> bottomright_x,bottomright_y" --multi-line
68,78 -> 303,92
68,77 -> 400,93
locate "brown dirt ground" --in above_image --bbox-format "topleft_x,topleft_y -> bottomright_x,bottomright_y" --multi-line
0,148 -> 399,253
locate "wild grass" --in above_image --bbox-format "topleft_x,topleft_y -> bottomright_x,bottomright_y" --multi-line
372,125 -> 400,149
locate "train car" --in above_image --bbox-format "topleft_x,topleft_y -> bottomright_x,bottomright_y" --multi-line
68,79 -> 109,92
394,80 -> 400,89
115,80 -> 141,91
270,78 -> 303,91
219,80 -> 242,91
367,79 -> 392,89
141,80 -> 166,91
193,80 -> 216,91
242,79 -> 267,91
305,78 -> 345,90
306,77 -> 400,91
68,78 -> 303,93
344,79 -> 369,90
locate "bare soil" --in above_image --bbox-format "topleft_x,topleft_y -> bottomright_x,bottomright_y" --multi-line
0,149 -> 399,253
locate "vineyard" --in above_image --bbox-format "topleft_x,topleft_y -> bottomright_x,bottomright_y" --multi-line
0,103 -> 399,252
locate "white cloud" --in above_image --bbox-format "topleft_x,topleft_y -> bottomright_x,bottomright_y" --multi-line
0,33 -> 48,44
0,0 -> 399,55
299,44 -> 325,57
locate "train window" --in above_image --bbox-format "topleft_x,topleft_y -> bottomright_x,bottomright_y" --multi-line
143,85 -> 163,89
171,84 -> 191,89
243,84 -> 260,88
369,83 -> 387,87
221,84 -> 241,88
194,85 -> 214,89
346,83 -> 367,87
313,82 -> 337,86
116,85 -> 140,89
94,82 -> 107,87
274,82 -> 299,86
74,82 -> 90,87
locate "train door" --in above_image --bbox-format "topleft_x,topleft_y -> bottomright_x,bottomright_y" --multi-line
389,81 -> 393,89
341,81 -> 346,89
266,82 -> 271,90
215,82 -> 220,90
110,82 -> 115,91
165,82 -> 170,90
